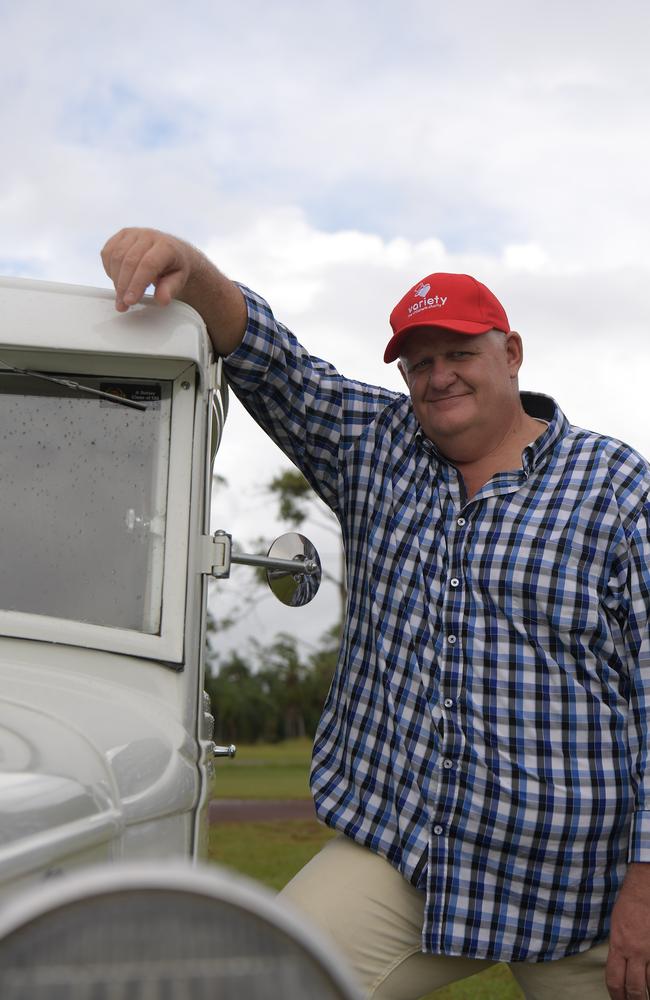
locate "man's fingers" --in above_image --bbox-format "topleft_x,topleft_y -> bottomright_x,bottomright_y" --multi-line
153,270 -> 187,306
605,947 -> 627,999
101,228 -> 191,310
101,228 -> 147,307
605,950 -> 650,999
623,958 -> 650,999
629,958 -> 650,999
115,232 -> 168,308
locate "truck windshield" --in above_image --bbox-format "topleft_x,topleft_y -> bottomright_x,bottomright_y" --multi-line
0,373 -> 171,634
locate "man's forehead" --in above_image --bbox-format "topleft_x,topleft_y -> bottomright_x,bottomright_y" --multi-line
399,326 -> 488,356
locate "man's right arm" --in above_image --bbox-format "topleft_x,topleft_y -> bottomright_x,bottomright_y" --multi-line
102,227 -> 402,513
101,228 -> 247,357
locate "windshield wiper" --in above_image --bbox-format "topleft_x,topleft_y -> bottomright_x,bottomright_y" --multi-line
0,359 -> 148,411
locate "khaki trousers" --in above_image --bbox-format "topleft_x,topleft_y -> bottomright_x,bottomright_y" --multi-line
279,835 -> 611,1000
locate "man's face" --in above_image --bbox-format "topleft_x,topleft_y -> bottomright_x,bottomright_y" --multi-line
397,326 -> 523,453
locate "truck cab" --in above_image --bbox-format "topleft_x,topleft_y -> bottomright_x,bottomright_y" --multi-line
0,274 -> 233,900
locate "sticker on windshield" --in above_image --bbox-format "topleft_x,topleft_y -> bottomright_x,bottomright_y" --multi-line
99,383 -> 161,409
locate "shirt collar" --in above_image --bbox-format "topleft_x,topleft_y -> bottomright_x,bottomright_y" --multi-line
520,391 -> 568,473
414,391 -> 569,473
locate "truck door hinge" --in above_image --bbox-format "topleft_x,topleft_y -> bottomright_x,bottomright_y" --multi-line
200,530 -> 232,578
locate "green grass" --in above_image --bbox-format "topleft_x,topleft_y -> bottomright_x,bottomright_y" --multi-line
422,966 -> 521,999
209,818 -> 335,891
211,738 -> 314,799
208,740 -> 523,999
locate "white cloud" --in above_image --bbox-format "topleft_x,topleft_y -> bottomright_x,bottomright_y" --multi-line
3,1 -> 650,272
503,244 -> 550,273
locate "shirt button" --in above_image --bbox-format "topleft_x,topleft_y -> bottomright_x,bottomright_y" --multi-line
450,578 -> 459,588
443,698 -> 454,708
447,634 -> 457,644
443,759 -> 454,769
433,825 -> 444,836
457,517 -> 466,526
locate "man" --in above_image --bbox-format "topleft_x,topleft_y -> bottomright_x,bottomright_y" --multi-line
102,228 -> 650,1000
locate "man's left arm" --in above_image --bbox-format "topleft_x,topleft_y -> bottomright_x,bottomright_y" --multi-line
606,499 -> 650,1000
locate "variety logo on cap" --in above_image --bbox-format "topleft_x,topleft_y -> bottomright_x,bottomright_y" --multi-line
408,285 -> 448,319
384,272 -> 510,363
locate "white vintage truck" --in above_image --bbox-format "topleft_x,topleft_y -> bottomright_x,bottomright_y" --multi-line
0,276 -> 354,999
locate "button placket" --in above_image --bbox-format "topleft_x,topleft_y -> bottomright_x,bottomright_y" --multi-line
430,504 -> 466,844
445,511 -> 466,660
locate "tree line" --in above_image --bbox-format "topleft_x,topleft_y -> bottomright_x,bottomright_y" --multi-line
206,627 -> 339,744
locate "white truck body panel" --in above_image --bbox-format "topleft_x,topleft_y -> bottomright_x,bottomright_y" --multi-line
0,275 -> 223,901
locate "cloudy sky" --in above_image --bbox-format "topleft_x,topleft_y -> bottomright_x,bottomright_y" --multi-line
3,1 -> 650,655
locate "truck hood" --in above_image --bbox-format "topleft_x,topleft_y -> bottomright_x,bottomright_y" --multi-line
0,651 -> 198,853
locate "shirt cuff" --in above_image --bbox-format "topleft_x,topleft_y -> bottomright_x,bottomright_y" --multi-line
221,284 -> 279,389
628,810 -> 650,862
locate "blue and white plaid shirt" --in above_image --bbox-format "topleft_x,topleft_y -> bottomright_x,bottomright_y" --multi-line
224,287 -> 650,963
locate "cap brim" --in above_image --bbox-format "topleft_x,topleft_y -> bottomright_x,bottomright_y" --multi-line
383,319 -> 495,363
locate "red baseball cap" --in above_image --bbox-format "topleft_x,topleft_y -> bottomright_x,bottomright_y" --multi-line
385,272 -> 510,363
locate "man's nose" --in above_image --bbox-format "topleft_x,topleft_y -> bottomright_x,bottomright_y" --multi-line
427,360 -> 457,390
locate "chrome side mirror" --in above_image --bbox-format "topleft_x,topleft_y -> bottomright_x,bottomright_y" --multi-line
206,531 -> 322,607
264,534 -> 321,607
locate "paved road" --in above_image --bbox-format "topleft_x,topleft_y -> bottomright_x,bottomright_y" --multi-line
209,798 -> 317,824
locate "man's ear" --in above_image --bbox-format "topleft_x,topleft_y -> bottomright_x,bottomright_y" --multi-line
397,360 -> 408,387
504,331 -> 524,378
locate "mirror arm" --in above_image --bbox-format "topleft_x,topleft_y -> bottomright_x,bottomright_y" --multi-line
230,552 -> 319,576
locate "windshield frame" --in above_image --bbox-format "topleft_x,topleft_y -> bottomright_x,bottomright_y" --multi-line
0,350 -> 197,664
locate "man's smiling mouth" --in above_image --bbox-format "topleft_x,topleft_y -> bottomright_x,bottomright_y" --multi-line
425,392 -> 472,404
